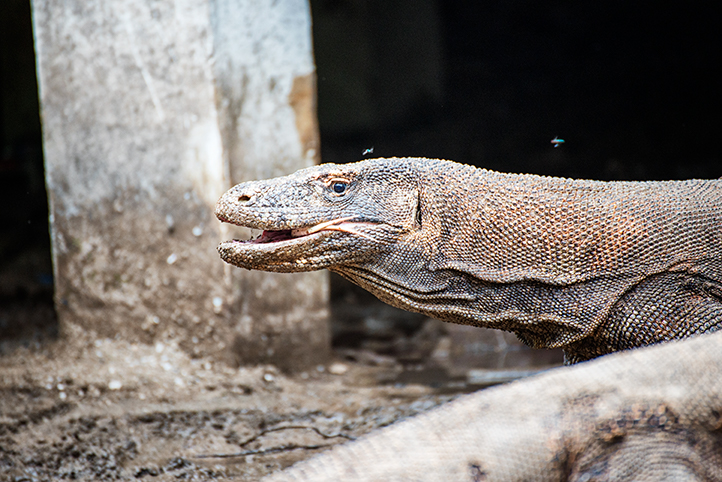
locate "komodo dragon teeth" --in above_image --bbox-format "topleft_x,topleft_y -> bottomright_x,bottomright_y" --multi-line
231,218 -> 363,245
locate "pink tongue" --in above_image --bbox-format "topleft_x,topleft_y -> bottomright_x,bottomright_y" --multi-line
252,230 -> 294,244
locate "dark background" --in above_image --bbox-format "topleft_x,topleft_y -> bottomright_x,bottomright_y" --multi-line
312,0 -> 720,180
2,0 -> 721,347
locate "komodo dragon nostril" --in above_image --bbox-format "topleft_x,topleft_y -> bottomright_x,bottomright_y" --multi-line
238,194 -> 251,204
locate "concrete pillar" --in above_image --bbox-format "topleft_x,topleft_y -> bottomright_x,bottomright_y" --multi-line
31,0 -> 329,371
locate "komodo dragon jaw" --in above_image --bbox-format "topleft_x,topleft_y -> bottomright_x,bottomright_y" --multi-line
215,159 -> 419,272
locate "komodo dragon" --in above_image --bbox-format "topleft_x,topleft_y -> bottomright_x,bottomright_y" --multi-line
215,157 -> 722,363
214,157 -> 722,480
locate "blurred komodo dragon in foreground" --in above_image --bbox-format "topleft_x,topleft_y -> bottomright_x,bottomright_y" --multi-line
215,157 -> 722,480
260,333 -> 722,481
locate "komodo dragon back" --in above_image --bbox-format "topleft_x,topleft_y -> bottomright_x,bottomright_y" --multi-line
215,157 -> 722,363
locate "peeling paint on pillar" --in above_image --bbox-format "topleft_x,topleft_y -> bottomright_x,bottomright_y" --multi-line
289,73 -> 321,165
32,0 -> 329,370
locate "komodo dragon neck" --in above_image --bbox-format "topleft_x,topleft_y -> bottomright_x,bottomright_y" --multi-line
215,157 -> 722,363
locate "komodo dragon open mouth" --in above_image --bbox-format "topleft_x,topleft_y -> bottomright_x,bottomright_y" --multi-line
216,214 -> 380,271
218,216 -> 375,246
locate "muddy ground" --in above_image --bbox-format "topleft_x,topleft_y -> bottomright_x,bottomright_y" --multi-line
1,321 -> 473,481
0,300 -> 563,482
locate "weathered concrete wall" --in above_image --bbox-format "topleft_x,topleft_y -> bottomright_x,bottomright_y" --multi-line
31,0 -> 329,371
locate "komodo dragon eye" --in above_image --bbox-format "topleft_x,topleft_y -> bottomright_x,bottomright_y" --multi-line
331,181 -> 348,194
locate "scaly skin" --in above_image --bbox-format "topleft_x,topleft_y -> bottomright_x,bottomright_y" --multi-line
216,157 -> 722,363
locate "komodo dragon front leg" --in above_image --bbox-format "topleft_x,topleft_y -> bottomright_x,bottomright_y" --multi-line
215,157 -> 722,363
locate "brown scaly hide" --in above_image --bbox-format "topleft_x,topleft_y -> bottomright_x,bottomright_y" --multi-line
216,157 -> 722,363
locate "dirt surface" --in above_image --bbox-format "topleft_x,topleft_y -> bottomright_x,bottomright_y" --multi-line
0,322 -> 467,482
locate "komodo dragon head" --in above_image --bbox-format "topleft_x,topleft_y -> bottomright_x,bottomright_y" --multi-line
215,158 -> 423,273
